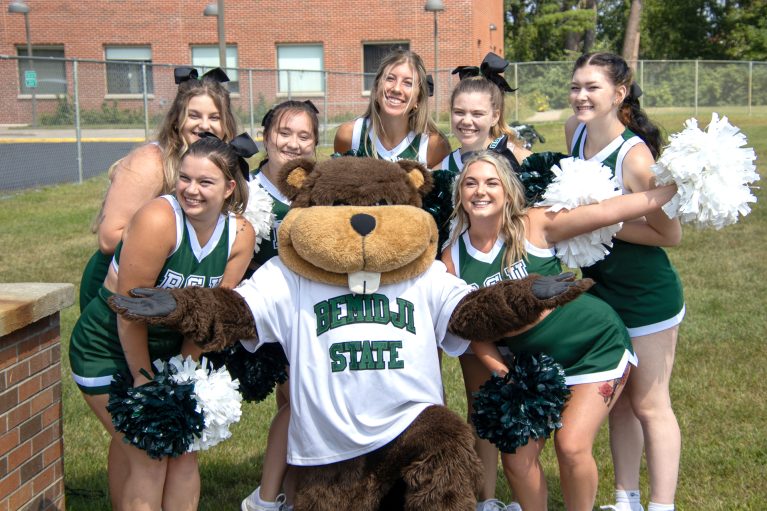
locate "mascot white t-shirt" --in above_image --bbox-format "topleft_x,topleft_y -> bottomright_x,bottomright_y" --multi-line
237,258 -> 471,465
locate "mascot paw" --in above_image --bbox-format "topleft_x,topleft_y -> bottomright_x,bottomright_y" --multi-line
108,287 -> 177,321
532,273 -> 593,309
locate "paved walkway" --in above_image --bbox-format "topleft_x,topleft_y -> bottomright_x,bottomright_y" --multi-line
524,109 -> 567,123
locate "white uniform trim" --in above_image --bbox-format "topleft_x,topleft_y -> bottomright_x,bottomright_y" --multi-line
626,304 -> 686,337
572,123 -> 642,192
352,117 -> 429,163
450,233 -> 555,280
564,349 -> 637,386
439,148 -> 462,172
350,117 -> 366,154
112,195 -> 232,272
570,122 -> 586,154
71,372 -> 113,388
613,136 -> 642,192
252,171 -> 291,205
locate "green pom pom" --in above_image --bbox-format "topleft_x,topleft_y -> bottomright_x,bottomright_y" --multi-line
517,151 -> 568,205
471,352 -> 570,453
107,365 -> 204,459
422,169 -> 459,252
206,342 -> 288,402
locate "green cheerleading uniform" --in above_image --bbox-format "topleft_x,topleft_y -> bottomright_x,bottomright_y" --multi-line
69,195 -> 236,395
348,117 -> 429,163
571,123 -> 685,336
79,143 -> 164,312
439,148 -> 463,173
79,250 -> 112,312
437,136 -> 521,173
251,165 -> 291,266
451,231 -> 636,385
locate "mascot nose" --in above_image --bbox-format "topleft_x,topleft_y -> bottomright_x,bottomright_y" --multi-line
350,213 -> 376,236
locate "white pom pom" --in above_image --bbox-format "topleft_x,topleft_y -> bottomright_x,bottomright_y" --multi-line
652,113 -> 759,229
156,354 -> 198,382
164,355 -> 243,452
536,157 -> 623,268
244,181 -> 276,253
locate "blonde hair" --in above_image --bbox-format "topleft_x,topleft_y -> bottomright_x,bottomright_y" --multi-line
364,48 -> 442,157
449,151 -> 529,268
449,76 -> 520,142
155,78 -> 238,193
91,79 -> 238,232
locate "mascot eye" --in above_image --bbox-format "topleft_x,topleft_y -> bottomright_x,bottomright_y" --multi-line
333,200 -> 350,206
375,199 -> 390,206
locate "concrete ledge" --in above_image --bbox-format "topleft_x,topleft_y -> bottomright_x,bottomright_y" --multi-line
0,283 -> 75,337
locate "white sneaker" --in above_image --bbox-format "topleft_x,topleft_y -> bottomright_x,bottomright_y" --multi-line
506,502 -> 523,511
477,499 -> 509,511
241,487 -> 289,511
600,505 -> 644,511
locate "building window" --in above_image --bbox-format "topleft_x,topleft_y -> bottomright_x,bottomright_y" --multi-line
191,46 -> 239,93
105,46 -> 153,94
276,45 -> 324,94
363,42 -> 410,91
16,46 -> 66,95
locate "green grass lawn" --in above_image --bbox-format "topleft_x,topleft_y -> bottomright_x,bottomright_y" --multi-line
1,112 -> 765,510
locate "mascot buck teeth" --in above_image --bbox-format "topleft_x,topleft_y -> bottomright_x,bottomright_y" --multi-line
110,156 -> 590,510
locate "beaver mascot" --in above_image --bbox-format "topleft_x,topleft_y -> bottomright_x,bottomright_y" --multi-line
110,156 -> 590,510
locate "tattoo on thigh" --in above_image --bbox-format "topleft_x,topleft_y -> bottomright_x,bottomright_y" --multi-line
597,371 -> 628,406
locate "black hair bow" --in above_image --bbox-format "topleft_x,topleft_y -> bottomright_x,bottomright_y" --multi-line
629,82 -> 642,100
459,134 -> 510,164
174,67 -> 230,85
452,52 -> 516,93
198,131 -> 258,181
261,100 -> 319,128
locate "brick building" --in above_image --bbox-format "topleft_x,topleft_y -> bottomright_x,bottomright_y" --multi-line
0,0 -> 504,125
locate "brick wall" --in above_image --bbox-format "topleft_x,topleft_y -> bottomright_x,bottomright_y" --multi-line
0,284 -> 74,511
0,0 -> 504,124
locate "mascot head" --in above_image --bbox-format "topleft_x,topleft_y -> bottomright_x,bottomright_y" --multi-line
275,156 -> 437,293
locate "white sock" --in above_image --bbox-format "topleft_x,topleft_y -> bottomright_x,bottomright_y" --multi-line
647,503 -> 674,511
615,489 -> 643,511
251,487 -> 277,507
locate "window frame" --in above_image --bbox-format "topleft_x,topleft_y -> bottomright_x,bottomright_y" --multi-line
276,44 -> 325,96
362,41 -> 410,93
190,45 -> 240,94
15,45 -> 67,97
104,46 -> 154,97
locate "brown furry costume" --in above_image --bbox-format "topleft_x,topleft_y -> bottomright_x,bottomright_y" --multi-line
111,156 -> 590,511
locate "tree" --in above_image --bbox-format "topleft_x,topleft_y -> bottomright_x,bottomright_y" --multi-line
621,0 -> 641,65
714,0 -> 767,60
505,0 -> 767,62
505,0 -> 598,61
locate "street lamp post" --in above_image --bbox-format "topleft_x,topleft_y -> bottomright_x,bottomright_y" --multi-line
203,1 -> 227,71
424,0 -> 444,123
9,1 -> 36,127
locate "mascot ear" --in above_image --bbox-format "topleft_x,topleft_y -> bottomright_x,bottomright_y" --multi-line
397,160 -> 434,197
277,158 -> 315,202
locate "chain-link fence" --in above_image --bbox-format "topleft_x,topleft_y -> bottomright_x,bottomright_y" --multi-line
2,55 -> 766,193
